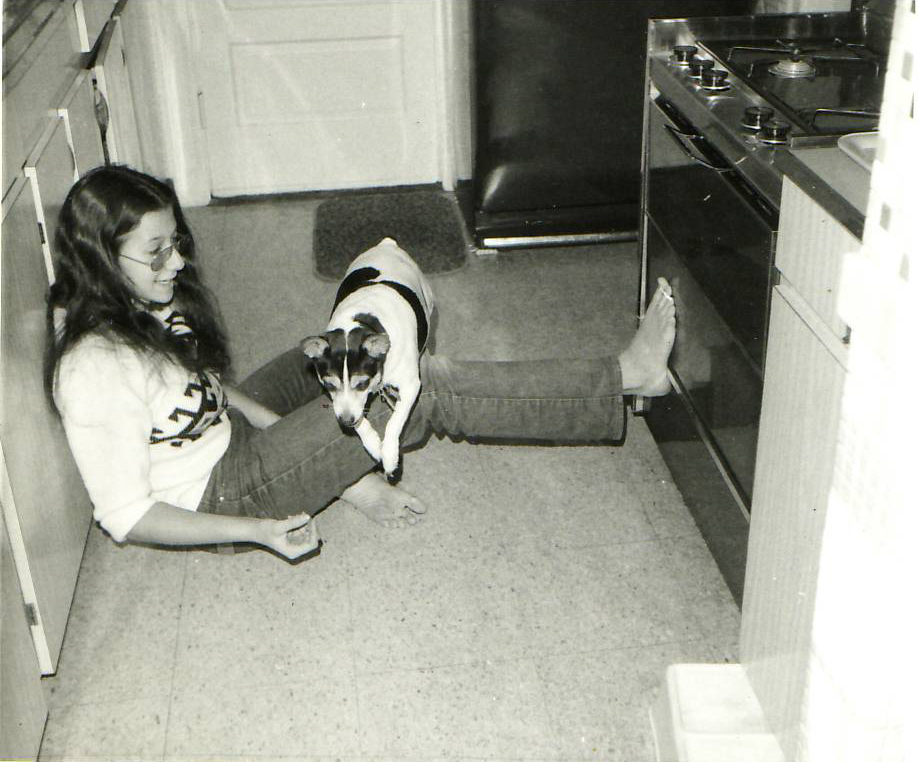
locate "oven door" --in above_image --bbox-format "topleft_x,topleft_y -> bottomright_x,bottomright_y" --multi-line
643,95 -> 778,509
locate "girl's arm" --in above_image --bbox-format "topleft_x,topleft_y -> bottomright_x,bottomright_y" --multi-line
225,386 -> 282,429
126,502 -> 319,560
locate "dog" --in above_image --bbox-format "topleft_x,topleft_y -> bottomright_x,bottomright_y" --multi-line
301,238 -> 434,480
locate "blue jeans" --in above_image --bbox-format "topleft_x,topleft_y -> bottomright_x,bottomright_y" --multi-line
198,348 -> 626,520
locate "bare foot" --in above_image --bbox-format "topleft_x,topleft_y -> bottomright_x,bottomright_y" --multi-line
620,277 -> 676,397
340,472 -> 428,529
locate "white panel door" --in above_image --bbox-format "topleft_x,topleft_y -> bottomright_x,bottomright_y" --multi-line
193,0 -> 442,196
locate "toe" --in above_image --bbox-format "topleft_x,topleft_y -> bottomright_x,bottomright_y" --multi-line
405,498 -> 427,515
657,276 -> 672,297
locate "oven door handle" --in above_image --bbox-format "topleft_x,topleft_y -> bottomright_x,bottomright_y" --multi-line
663,124 -> 732,172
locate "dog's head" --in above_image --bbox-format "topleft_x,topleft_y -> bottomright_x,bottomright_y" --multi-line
300,320 -> 390,428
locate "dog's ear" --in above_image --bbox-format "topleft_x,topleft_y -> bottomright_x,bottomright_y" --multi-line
300,335 -> 329,360
362,332 -> 390,359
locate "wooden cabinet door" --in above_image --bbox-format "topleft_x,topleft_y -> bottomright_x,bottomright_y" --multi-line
24,115 -> 80,283
73,0 -> 117,52
1,3 -> 82,199
774,179 -> 859,342
1,178 -> 93,675
60,70 -> 106,177
740,285 -> 847,756
0,499 -> 47,761
93,17 -> 143,168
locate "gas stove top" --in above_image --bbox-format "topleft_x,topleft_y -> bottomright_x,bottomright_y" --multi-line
701,36 -> 886,137
646,11 -> 892,208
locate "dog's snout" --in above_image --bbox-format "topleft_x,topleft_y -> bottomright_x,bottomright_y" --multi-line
338,413 -> 359,427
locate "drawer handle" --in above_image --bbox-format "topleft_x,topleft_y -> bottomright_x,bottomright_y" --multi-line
663,124 -> 732,172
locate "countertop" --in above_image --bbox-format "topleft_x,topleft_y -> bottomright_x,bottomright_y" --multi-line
773,144 -> 871,240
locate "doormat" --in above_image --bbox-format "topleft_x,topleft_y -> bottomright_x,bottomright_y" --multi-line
312,189 -> 469,281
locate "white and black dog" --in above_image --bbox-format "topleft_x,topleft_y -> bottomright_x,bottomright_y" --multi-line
301,238 -> 434,480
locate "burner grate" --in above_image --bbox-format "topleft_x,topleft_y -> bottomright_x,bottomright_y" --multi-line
701,36 -> 888,138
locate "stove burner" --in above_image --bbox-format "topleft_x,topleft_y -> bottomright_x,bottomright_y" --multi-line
757,120 -> 791,145
671,45 -> 698,66
768,57 -> 817,78
701,68 -> 730,91
688,58 -> 714,79
742,106 -> 775,131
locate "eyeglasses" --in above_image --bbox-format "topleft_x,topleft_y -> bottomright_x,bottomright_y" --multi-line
119,236 -> 188,272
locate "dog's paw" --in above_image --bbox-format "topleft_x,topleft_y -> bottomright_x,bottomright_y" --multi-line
384,461 -> 403,484
381,438 -> 401,477
355,420 -> 383,462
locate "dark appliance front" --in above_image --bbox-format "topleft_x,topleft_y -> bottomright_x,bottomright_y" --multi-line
640,9 -> 890,604
470,0 -> 755,249
643,94 -> 777,603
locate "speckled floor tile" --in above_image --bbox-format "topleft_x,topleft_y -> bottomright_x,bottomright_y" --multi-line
535,641 -> 723,761
40,198 -> 743,762
345,525 -> 533,673
660,532 -> 742,642
177,533 -> 351,649
38,695 -> 170,762
165,674 -> 361,759
472,442 -> 659,549
619,420 -> 703,540
505,538 -> 705,657
42,525 -> 187,707
354,659 -> 563,759
189,198 -> 333,380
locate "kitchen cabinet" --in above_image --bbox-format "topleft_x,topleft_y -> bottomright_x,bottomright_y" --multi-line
73,0 -> 118,52
773,179 -> 859,341
2,1 -> 83,199
0,499 -> 46,761
60,69 -> 107,177
24,115 -> 81,283
1,3 -> 129,759
1,177 -> 94,679
740,176 -> 853,759
93,16 -> 143,168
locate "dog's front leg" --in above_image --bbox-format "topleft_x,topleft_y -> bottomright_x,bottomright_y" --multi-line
380,379 -> 420,479
354,417 -> 383,463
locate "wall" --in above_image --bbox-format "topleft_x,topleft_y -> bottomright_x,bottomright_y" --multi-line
796,2 -> 917,760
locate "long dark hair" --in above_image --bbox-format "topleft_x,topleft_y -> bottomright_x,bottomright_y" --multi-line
44,165 -> 231,410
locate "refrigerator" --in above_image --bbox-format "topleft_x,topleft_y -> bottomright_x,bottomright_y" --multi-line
472,0 -> 756,249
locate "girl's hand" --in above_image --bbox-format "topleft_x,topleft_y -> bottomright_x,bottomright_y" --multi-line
259,512 -> 320,560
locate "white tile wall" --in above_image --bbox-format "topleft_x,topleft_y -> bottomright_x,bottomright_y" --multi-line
801,2 -> 919,761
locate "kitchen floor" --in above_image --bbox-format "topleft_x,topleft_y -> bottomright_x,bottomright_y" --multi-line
38,192 -> 740,762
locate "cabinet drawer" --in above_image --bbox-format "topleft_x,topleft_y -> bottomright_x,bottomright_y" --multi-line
775,178 -> 859,341
2,5 -> 83,197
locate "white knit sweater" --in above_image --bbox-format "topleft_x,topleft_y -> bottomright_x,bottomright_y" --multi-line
54,309 -> 231,541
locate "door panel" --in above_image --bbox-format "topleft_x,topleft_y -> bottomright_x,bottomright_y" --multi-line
193,0 -> 441,196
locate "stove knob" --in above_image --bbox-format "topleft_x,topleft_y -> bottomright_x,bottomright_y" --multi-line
688,58 -> 715,78
701,68 -> 729,90
742,106 -> 775,130
758,120 -> 791,145
671,45 -> 698,65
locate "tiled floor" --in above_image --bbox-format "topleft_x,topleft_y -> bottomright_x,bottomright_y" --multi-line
38,193 -> 740,761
